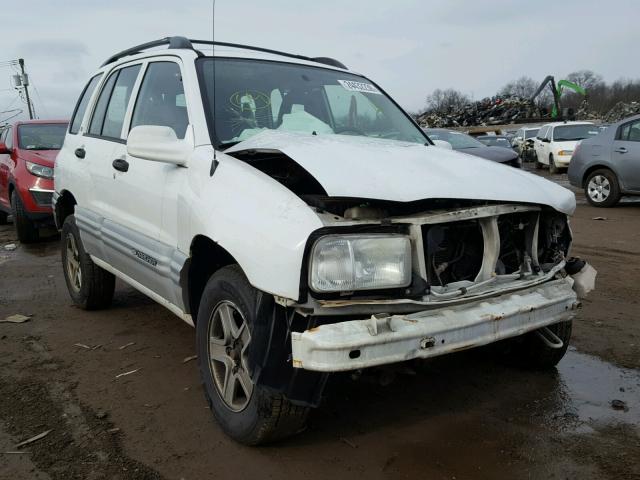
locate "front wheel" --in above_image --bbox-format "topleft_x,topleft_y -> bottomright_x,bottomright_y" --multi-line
11,191 -> 39,243
534,152 -> 544,169
0,210 -> 7,225
497,320 -> 572,370
585,169 -> 621,207
196,265 -> 309,445
549,155 -> 558,174
61,215 -> 115,310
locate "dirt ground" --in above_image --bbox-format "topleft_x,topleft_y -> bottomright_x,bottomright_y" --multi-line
0,167 -> 639,480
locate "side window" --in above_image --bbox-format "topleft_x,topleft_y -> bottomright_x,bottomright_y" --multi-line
628,121 -> 640,142
90,65 -> 141,139
618,121 -> 640,142
130,62 -> 188,139
69,74 -> 103,135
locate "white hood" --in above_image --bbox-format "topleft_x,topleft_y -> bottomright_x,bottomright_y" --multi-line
226,131 -> 576,215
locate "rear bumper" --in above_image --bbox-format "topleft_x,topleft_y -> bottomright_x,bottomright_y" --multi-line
291,278 -> 579,372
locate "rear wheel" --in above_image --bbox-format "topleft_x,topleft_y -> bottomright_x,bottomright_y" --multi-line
11,191 -> 39,243
196,265 -> 309,445
584,169 -> 621,207
497,321 -> 572,370
61,215 -> 115,310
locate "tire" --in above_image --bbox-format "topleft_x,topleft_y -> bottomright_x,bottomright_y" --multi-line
0,210 -> 7,225
196,265 -> 309,445
11,190 -> 39,243
549,155 -> 558,174
534,152 -> 544,169
584,168 -> 621,208
61,215 -> 115,310
497,320 -> 572,370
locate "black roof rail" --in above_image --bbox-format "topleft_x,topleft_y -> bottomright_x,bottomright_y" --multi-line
101,36 -> 348,70
101,36 -> 198,67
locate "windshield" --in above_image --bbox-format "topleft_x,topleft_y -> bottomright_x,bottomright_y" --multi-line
425,130 -> 485,149
524,129 -> 539,139
198,58 -> 426,147
18,123 -> 67,150
553,124 -> 599,142
478,136 -> 512,148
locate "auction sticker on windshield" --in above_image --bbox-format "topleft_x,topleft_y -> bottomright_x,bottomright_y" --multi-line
338,80 -> 381,95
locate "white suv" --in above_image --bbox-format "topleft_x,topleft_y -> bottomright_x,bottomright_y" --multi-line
533,121 -> 599,173
54,37 -> 595,445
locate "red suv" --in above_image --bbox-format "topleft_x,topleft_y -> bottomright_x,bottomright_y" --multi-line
0,120 -> 68,242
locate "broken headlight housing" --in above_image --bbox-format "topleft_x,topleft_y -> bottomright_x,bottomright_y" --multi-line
309,234 -> 411,293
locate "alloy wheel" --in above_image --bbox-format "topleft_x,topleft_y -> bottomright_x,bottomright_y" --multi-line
65,233 -> 82,292
207,300 -> 254,412
587,175 -> 611,203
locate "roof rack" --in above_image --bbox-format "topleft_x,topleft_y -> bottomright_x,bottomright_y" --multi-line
101,36 -> 348,70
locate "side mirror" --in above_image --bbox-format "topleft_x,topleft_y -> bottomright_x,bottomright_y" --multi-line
0,142 -> 11,154
127,125 -> 192,166
432,140 -> 453,150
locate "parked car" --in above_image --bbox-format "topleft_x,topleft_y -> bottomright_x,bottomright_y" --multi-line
425,128 -> 521,167
533,122 -> 599,173
568,114 -> 640,207
512,127 -> 540,158
0,120 -> 68,242
476,135 -> 515,149
54,37 -> 594,445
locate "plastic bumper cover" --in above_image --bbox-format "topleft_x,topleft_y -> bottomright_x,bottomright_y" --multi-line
291,278 -> 579,372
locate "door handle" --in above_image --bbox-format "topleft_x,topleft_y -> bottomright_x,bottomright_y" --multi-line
112,158 -> 129,172
74,148 -> 86,159
615,147 -> 628,154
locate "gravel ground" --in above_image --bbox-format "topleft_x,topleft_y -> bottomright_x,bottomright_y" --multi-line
0,166 -> 638,479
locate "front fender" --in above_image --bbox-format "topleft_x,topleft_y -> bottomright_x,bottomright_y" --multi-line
188,153 -> 322,301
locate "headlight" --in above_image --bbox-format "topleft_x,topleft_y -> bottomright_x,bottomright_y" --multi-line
26,161 -> 54,179
557,150 -> 573,156
309,234 -> 411,293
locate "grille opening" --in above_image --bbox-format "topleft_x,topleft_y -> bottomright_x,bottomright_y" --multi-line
497,213 -> 531,274
423,220 -> 484,287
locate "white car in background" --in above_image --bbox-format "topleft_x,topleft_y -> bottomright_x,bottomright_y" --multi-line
534,121 -> 599,173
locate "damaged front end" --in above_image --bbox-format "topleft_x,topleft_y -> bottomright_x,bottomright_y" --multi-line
286,201 -> 595,372
224,136 -> 594,377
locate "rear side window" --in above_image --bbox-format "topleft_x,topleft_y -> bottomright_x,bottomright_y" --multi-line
89,65 -> 141,139
69,74 -> 103,135
619,120 -> 640,142
130,62 -> 188,139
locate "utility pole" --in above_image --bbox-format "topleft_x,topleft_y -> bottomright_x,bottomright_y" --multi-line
18,58 -> 34,120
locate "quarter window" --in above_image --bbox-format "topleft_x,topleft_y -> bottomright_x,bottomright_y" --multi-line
4,127 -> 12,149
90,64 -> 141,139
130,62 -> 188,139
69,74 -> 103,135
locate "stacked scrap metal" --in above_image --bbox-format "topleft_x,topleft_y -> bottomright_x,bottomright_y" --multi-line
602,101 -> 640,123
416,96 -> 543,128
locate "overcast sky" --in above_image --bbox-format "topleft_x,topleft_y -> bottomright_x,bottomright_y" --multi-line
1,0 -> 639,122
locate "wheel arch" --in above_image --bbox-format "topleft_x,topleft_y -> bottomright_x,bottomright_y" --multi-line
182,234 -> 240,322
54,190 -> 77,230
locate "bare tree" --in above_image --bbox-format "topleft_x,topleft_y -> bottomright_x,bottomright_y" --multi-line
498,76 -> 538,99
566,70 -> 604,91
425,88 -> 470,113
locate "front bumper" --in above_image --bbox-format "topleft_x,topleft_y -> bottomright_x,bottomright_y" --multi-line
291,278 -> 579,372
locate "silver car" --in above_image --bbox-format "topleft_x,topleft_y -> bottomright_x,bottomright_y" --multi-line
568,114 -> 640,207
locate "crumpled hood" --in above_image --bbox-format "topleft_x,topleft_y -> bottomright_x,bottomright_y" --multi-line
18,149 -> 58,167
459,146 -> 518,163
226,131 -> 576,215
